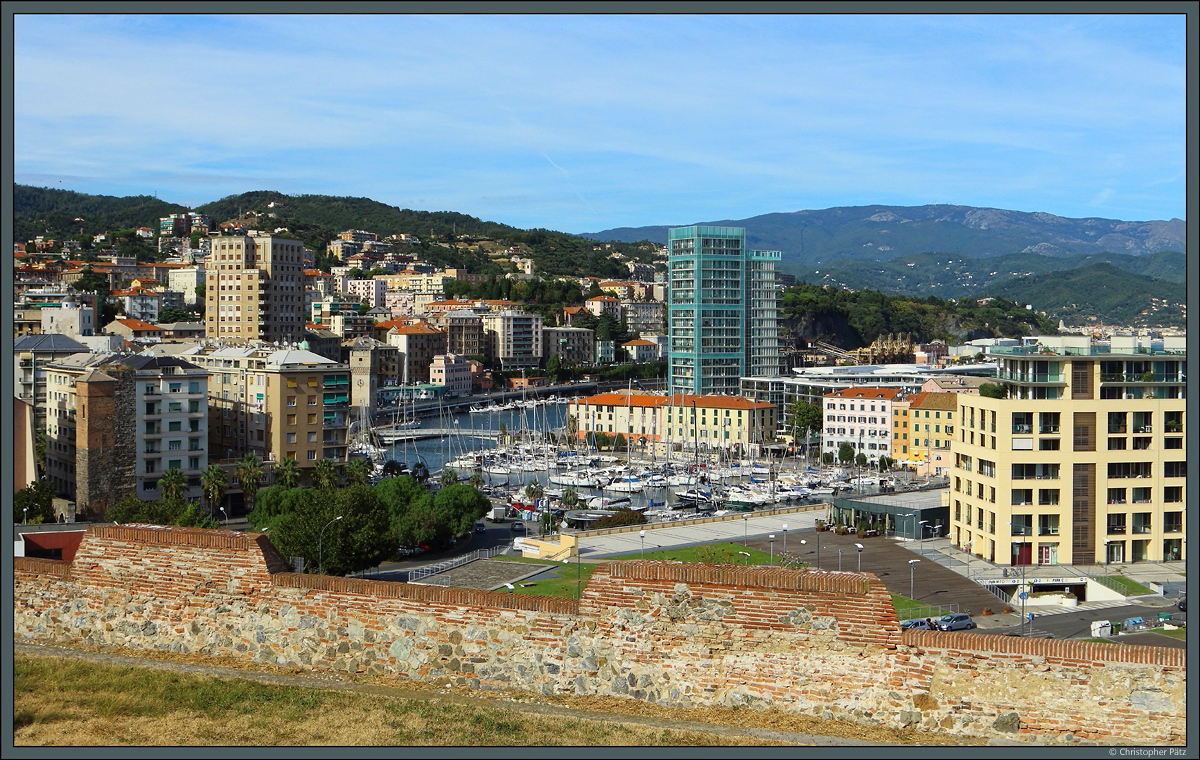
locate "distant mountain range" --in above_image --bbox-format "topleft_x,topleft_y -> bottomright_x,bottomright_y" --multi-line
14,186 -> 1186,326
581,204 -> 1186,266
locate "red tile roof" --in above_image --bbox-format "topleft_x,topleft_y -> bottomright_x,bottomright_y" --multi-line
824,387 -> 904,400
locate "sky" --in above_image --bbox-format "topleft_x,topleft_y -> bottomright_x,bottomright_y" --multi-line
13,12 -> 1188,234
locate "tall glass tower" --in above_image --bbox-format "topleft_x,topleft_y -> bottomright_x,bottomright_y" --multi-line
667,225 -> 780,396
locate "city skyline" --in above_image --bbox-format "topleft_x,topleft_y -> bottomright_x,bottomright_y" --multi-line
14,12 -> 1187,233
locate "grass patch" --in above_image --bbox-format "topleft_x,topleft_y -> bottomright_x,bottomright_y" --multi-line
609,542 -> 779,565
492,555 -> 569,566
1095,575 -> 1153,596
1152,627 -> 1186,640
510,562 -> 600,598
14,653 -> 790,746
1081,638 -> 1122,645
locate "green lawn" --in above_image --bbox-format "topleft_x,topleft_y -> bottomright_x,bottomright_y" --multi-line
1152,627 -> 1186,640
1096,575 -> 1152,596
497,543 -> 789,599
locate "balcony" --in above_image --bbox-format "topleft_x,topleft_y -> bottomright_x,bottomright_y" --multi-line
1012,425 -> 1033,434
1133,425 -> 1152,433
1107,426 -> 1127,434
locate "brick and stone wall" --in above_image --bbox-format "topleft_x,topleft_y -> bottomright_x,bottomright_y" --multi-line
13,525 -> 1185,745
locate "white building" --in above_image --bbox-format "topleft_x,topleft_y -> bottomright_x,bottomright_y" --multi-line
822,387 -> 904,462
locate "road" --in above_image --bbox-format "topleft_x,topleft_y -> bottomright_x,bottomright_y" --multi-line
985,600 -> 1183,642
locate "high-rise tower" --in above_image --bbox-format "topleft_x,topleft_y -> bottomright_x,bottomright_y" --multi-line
667,225 -> 780,396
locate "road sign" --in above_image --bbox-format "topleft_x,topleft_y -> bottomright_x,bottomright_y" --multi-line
1019,592 -> 1028,600
1027,613 -> 1035,621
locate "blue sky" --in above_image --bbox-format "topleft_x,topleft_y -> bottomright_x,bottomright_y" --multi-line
14,13 -> 1186,233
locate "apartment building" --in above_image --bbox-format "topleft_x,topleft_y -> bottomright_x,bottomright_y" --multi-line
205,231 -> 306,344
621,300 -> 665,336
386,323 -> 449,384
948,340 -> 1186,567
187,345 -> 350,473
345,278 -> 387,308
542,326 -> 595,367
168,265 -> 205,305
894,392 -> 957,475
43,353 -> 209,516
584,295 -> 622,319
822,387 -> 903,462
429,353 -> 472,396
14,333 -> 91,432
482,310 -> 542,371
567,390 -> 777,455
667,225 -> 781,395
442,310 -> 485,357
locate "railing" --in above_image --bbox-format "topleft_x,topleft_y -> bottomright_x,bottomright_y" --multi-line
407,545 -> 507,582
900,603 -> 961,621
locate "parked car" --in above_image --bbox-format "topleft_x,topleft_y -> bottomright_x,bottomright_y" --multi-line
936,613 -> 976,631
474,521 -> 487,533
1176,596 -> 1186,612
900,619 -> 934,630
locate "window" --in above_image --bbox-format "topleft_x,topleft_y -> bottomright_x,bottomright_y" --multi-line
168,420 -> 182,432
146,402 -> 157,415
1107,462 -> 1152,479
1107,514 -> 1126,534
1164,461 -> 1185,478
1164,486 -> 1183,503
1038,489 -> 1059,506
1163,512 -> 1182,533
1131,513 -> 1152,535
1011,488 -> 1033,506
168,440 -> 182,451
1164,437 -> 1182,449
1039,438 -> 1060,450
168,460 -> 182,470
1164,410 -> 1183,433
1107,411 -> 1127,434
287,396 -> 297,407
1012,463 -> 1058,479
287,414 -> 297,425
188,400 -> 200,413
189,457 -> 200,470
1107,488 -> 1127,505
145,460 -> 157,474
307,431 -> 317,443
978,459 -> 995,477
286,432 -> 297,444
168,402 -> 183,413
1108,437 -> 1127,450
1131,437 -> 1151,450
1039,412 -> 1060,434
307,450 -> 317,460
189,419 -> 201,432
1011,514 -> 1033,536
287,377 -> 297,388
1038,514 -> 1060,536
308,414 -> 318,424
145,421 -> 157,434
189,438 -> 202,451
189,381 -> 200,393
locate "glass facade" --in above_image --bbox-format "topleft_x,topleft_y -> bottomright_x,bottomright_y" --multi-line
667,226 -> 780,396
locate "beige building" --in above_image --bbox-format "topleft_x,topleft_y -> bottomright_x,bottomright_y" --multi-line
949,342 -> 1186,567
895,392 -> 958,476
386,323 -> 449,384
483,310 -> 543,371
567,390 -> 777,455
205,232 -> 306,344
186,346 -> 350,474
429,353 -> 472,396
442,310 -> 485,357
543,326 -> 595,367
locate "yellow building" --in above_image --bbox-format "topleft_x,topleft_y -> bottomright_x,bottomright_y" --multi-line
205,231 -> 306,344
567,390 -> 776,456
897,392 -> 957,476
949,342 -> 1185,567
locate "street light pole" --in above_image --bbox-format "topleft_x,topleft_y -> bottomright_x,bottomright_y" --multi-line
838,549 -> 843,571
855,542 -> 863,572
318,515 -> 343,575
743,513 -> 748,544
918,520 -> 929,555
219,507 -> 228,527
639,529 -> 645,559
769,534 -> 775,563
782,523 -> 787,554
908,559 -> 920,600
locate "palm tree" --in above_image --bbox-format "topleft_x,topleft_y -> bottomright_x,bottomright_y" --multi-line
234,453 -> 264,511
274,457 -> 300,489
524,479 -> 544,503
157,467 -> 187,506
468,472 -> 485,489
439,467 -> 459,488
201,464 -> 228,519
312,457 -> 340,489
345,457 -> 371,486
411,460 -> 430,484
561,486 -> 579,509
381,459 -> 405,478
565,414 -> 578,450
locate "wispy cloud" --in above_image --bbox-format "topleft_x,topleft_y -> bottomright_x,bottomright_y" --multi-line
13,13 -> 1184,231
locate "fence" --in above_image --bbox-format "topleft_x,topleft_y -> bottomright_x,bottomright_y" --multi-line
407,545 -> 507,582
898,603 -> 960,622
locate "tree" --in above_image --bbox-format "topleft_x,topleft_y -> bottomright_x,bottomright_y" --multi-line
157,305 -> 201,324
877,455 -> 894,472
614,433 -> 628,452
312,458 -> 340,489
565,415 -> 578,448
201,464 -> 228,519
855,452 -> 868,468
345,457 -> 372,486
274,457 -> 301,489
979,382 -> 1008,399
440,467 -> 459,487
561,486 -> 579,509
157,467 -> 188,505
268,484 -> 395,576
837,443 -> 855,465
592,508 -> 646,529
468,471 -> 485,489
524,479 -> 544,503
786,400 -> 824,446
14,479 -> 55,524
104,493 -> 217,529
821,452 -> 835,465
246,484 -> 309,531
33,430 -> 47,478
381,459 -> 406,478
235,453 -> 264,511
411,460 -> 430,484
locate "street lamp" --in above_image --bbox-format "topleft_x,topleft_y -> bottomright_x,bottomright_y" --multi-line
855,542 -> 863,572
838,548 -> 843,571
769,534 -> 775,563
23,507 -> 28,525
908,559 -> 920,600
318,515 -> 343,575
743,513 -> 748,544
738,551 -> 750,565
918,520 -> 929,555
782,523 -> 787,554
639,529 -> 645,559
219,507 -> 228,527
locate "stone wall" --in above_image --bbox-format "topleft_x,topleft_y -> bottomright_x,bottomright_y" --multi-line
13,525 -> 1185,745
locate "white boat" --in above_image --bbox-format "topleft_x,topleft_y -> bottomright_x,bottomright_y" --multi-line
604,475 -> 644,493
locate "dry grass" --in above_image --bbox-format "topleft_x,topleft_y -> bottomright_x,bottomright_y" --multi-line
12,653 -> 789,747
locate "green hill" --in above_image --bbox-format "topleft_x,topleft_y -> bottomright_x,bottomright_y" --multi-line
982,263 -> 1185,327
14,185 -> 187,241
